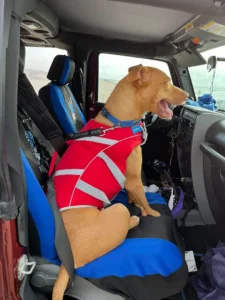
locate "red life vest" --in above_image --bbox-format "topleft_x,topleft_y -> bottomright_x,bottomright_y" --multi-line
52,119 -> 143,211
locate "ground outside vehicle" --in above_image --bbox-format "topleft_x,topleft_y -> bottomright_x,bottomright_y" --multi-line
1,0 -> 225,299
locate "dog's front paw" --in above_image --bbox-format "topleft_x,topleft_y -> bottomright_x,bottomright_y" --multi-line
146,208 -> 161,217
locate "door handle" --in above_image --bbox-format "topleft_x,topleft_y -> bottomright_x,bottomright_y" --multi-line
200,142 -> 225,170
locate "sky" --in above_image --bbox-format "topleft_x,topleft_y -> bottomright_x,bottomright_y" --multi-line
199,45 -> 225,62
25,47 -> 67,72
98,53 -> 172,81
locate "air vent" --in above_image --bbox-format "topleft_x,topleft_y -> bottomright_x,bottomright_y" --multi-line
21,37 -> 46,46
35,29 -> 49,34
22,20 -> 41,30
20,27 -> 31,36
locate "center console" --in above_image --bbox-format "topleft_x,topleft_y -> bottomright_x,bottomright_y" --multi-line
177,105 -> 224,224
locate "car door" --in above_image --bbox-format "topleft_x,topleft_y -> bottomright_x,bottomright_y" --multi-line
0,1 -> 25,299
201,119 -> 225,228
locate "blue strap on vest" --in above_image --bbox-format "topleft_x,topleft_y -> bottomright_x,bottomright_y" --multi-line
101,107 -> 141,128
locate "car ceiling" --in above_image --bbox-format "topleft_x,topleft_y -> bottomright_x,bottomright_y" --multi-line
44,0 -> 225,43
45,0 -> 193,43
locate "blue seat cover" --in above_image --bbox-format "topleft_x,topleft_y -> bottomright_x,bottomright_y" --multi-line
21,150 -> 57,261
39,55 -> 86,136
76,238 -> 183,278
75,193 -> 183,278
49,84 -> 86,135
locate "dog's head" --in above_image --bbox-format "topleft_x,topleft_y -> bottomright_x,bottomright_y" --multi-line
126,64 -> 188,119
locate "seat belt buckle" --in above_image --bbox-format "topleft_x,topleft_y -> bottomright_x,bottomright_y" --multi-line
100,126 -> 119,136
17,254 -> 36,281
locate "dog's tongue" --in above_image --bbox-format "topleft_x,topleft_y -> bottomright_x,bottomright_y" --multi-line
160,100 -> 169,110
159,100 -> 173,118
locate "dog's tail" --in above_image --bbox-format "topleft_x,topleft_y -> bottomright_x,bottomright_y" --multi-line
52,265 -> 69,300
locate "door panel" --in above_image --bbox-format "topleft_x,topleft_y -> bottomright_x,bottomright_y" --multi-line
201,119 -> 225,227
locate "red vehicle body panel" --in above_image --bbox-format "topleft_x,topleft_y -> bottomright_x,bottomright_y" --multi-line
0,220 -> 25,300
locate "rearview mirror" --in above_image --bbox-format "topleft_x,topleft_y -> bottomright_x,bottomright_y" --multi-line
207,56 -> 217,72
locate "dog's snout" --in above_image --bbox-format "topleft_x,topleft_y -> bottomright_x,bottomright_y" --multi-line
184,91 -> 189,98
179,88 -> 188,98
179,90 -> 189,101
170,88 -> 189,106
179,91 -> 189,105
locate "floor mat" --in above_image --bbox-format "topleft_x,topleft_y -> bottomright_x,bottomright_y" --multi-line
176,224 -> 225,300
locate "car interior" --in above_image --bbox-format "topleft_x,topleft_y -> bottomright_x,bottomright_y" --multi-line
2,0 -> 225,299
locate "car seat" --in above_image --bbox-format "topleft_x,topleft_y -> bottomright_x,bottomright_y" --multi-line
22,145 -> 188,299
39,55 -> 86,136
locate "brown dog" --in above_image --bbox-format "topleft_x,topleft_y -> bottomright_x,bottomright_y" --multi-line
52,65 -> 188,300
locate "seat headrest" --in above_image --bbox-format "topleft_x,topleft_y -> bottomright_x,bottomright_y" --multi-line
47,55 -> 75,85
19,40 -> 26,72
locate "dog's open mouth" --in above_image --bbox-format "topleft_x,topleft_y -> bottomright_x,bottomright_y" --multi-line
157,100 -> 173,119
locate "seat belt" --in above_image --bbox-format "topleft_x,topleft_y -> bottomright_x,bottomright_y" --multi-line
79,67 -> 85,112
73,66 -> 86,112
47,176 -> 75,282
18,71 -> 67,157
47,151 -> 78,283
18,106 -> 51,172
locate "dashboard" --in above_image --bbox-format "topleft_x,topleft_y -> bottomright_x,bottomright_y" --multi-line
145,105 -> 225,227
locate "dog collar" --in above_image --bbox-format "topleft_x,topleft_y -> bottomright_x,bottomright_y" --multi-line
101,108 -> 141,128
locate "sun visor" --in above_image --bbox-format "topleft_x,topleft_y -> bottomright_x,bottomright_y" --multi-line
166,16 -> 225,46
166,15 -> 225,67
173,48 -> 206,68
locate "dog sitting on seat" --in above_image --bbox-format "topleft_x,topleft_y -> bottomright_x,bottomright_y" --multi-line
52,65 -> 188,300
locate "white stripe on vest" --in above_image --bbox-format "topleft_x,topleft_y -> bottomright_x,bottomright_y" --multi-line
59,205 -> 96,212
75,136 -> 117,145
54,169 -> 84,176
76,179 -> 111,204
98,152 -> 125,188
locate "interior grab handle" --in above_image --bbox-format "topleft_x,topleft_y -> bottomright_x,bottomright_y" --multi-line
200,142 -> 225,170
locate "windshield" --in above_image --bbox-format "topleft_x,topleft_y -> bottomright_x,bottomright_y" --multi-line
189,45 -> 225,110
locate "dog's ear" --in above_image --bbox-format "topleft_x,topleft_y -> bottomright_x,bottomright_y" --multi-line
128,64 -> 142,73
127,65 -> 151,87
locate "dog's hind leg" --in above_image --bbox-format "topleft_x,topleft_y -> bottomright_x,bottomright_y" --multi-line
129,215 -> 140,229
73,204 -> 139,268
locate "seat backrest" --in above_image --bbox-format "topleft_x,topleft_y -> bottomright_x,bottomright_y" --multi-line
39,55 -> 86,136
21,149 -> 57,261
